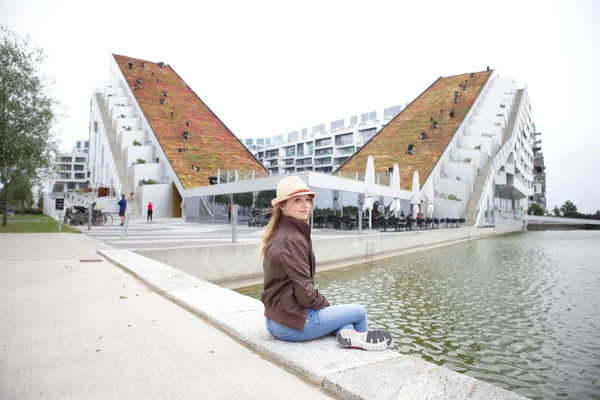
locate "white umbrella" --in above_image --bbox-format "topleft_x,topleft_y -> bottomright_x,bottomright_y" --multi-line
411,170 -> 421,216
423,178 -> 435,218
390,164 -> 401,217
332,190 -> 341,214
364,156 -> 375,229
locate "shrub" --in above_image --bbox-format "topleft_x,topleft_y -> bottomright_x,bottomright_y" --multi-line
474,145 -> 482,150
140,179 -> 157,185
463,158 -> 472,163
133,140 -> 142,146
499,104 -> 506,108
136,158 -> 146,164
448,194 -> 460,201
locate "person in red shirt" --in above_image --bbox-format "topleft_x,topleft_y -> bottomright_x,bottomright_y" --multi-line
147,202 -> 153,222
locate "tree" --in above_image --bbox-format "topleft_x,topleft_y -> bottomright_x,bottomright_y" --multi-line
0,26 -> 59,225
528,203 -> 544,216
10,174 -> 32,214
560,200 -> 578,218
553,205 -> 561,217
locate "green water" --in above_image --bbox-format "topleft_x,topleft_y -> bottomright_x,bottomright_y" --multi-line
239,231 -> 600,400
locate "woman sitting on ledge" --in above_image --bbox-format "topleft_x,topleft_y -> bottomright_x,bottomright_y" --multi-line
259,176 -> 392,351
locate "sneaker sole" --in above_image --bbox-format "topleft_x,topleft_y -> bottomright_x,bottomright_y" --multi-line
336,329 -> 392,351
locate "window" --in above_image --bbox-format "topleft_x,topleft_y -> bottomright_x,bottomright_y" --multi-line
315,157 -> 332,166
245,139 -> 253,146
60,173 -> 70,179
287,131 -> 299,142
58,164 -> 72,171
266,138 -> 272,145
74,165 -> 84,171
330,119 -> 344,131
360,111 -> 376,123
335,133 -> 353,146
315,138 -> 332,148
94,121 -> 98,133
301,128 -> 308,139
384,105 -> 401,119
350,116 -> 358,126
285,146 -> 296,157
59,157 -> 72,163
84,141 -> 89,148
75,173 -> 85,179
273,134 -> 283,145
67,182 -> 76,189
75,157 -> 86,163
312,124 -> 325,135
315,148 -> 332,156
363,128 -> 377,141
257,138 -> 264,146
76,142 -> 81,148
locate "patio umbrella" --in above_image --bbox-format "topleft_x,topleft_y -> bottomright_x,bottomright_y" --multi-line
411,170 -> 421,216
425,178 -> 435,218
364,156 -> 375,229
332,190 -> 341,215
390,164 -> 401,217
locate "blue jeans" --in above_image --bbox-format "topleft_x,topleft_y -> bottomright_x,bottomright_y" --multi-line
265,304 -> 369,342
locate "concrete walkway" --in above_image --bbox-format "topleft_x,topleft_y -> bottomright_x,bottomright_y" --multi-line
0,234 -> 332,399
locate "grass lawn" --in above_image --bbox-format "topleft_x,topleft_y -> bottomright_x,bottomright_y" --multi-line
0,214 -> 81,233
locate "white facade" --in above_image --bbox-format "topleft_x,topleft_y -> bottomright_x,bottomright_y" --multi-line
244,105 -> 402,175
87,58 -> 184,218
51,143 -> 90,192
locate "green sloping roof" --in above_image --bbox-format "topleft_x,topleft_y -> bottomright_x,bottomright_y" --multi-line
337,70 -> 493,190
113,54 -> 267,189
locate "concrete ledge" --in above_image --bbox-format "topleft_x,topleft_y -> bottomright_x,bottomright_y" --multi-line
133,226 -> 523,287
98,249 -> 525,400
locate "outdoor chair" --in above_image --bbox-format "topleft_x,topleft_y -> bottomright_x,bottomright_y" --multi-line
326,215 -> 337,228
340,215 -> 355,230
416,218 -> 424,230
376,217 -> 388,232
458,218 -> 466,226
451,218 -> 459,227
445,218 -> 452,228
397,217 -> 408,231
432,218 -> 440,229
385,216 -> 397,231
425,218 -> 433,229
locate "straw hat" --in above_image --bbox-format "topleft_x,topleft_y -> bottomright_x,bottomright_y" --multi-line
271,176 -> 318,207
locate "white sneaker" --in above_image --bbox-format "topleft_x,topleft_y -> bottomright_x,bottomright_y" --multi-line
336,329 -> 392,351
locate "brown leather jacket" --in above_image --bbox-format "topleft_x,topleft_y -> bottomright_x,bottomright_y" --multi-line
260,215 -> 330,330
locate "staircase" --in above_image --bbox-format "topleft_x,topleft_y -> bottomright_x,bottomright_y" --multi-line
95,93 -> 140,215
465,89 -> 524,225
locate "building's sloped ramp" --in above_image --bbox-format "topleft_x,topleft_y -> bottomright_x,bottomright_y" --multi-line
113,55 -> 267,189
337,70 -> 493,190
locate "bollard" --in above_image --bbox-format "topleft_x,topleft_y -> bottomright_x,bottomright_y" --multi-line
359,212 -> 362,234
88,207 -> 92,230
120,211 -> 131,240
232,204 -> 238,243
58,212 -> 63,232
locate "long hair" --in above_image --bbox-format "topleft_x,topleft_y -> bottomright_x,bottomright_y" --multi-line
258,206 -> 283,257
257,196 -> 313,257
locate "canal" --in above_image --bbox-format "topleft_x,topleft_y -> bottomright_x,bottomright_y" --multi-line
238,231 -> 600,400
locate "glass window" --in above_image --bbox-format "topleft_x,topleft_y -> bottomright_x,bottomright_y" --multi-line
301,128 -> 307,139
75,173 -> 85,179
245,139 -> 253,146
59,157 -> 72,163
75,157 -> 86,163
364,128 -> 377,141
330,119 -> 344,131
74,165 -> 84,171
77,142 -> 81,148
67,182 -> 76,189
287,131 -> 299,142
312,124 -> 325,135
384,105 -> 401,119
350,116 -> 358,126
257,138 -> 264,145
60,173 -> 70,179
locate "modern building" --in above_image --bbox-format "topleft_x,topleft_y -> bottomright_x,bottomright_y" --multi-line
86,54 -> 267,218
80,54 -> 542,230
337,69 -> 540,227
243,105 -> 402,175
51,140 -> 90,192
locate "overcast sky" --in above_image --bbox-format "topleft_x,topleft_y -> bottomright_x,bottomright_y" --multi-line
2,0 -> 599,213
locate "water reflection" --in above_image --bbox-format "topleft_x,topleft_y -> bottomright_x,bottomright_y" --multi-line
240,231 -> 600,400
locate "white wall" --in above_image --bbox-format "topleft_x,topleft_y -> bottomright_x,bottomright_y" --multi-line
137,183 -> 173,218
129,163 -> 164,189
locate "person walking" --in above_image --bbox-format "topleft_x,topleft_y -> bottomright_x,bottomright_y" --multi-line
118,194 -> 127,226
147,202 -> 153,222
259,176 -> 392,351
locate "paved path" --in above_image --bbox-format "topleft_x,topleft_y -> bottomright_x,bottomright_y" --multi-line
0,233 -> 332,399
77,215 -> 380,250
